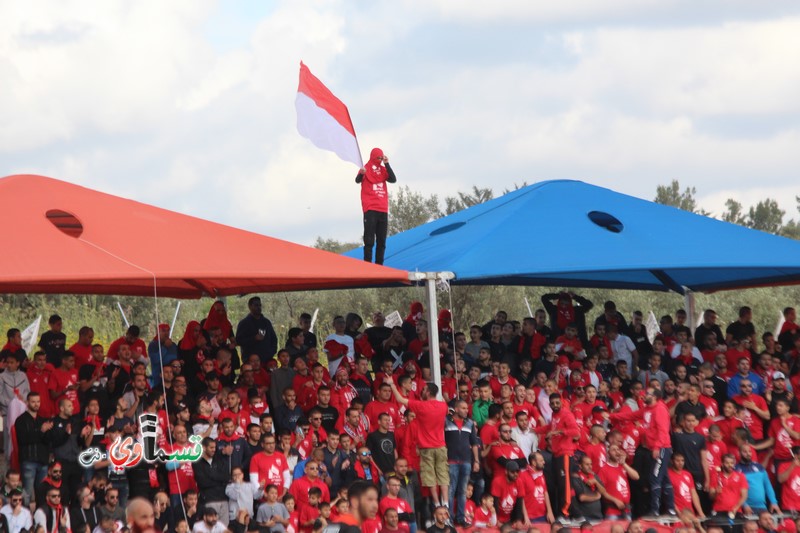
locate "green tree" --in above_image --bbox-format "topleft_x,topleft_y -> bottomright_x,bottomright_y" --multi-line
444,186 -> 494,215
313,237 -> 360,254
654,180 -> 709,215
502,182 -> 529,194
722,199 -> 746,225
747,199 -> 784,234
388,185 -> 441,235
782,197 -> 800,240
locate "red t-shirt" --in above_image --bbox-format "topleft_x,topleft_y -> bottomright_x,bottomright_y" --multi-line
289,476 -> 331,513
107,337 -> 147,360
407,399 -> 447,448
668,469 -> 695,513
360,160 -> 391,213
379,495 -> 412,519
489,376 -> 518,399
298,504 -> 320,533
250,451 -> 289,495
519,469 -> 547,519
27,365 -> 55,418
582,442 -> 608,471
364,400 -> 401,432
598,463 -> 630,515
705,440 -> 727,472
166,451 -> 197,495
731,394 -> 768,440
464,499 -> 477,526
68,343 -> 93,369
710,470 -> 747,512
769,416 -> 800,461
50,367 -> 80,412
362,517 -> 383,533
480,422 -> 500,448
698,395 -> 719,418
472,504 -> 496,528
488,443 -> 525,478
619,425 -> 642,464
780,462 -> 800,511
491,475 -> 523,524
511,401 -> 539,420
717,416 -> 744,447
726,348 -> 752,369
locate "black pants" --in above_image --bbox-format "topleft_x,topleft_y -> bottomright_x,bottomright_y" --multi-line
552,454 -> 577,518
363,210 -> 388,264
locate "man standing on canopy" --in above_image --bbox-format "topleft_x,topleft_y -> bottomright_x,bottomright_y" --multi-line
356,147 -> 396,265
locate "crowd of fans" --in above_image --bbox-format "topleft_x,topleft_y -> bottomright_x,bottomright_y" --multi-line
1,293 -> 800,533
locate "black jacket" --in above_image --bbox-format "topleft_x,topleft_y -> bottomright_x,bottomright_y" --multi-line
192,456 -> 230,504
14,411 -> 50,465
235,314 -> 278,361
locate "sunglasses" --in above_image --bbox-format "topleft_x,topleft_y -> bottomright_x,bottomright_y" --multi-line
360,452 -> 372,457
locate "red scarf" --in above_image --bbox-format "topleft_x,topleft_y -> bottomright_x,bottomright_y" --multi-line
85,415 -> 102,431
204,301 -> 233,340
354,457 -> 379,480
179,321 -> 201,350
46,500 -> 64,533
1,342 -> 20,353
438,309 -> 453,333
405,301 -> 423,325
218,431 -> 239,443
363,148 -> 386,184
578,471 -> 597,491
42,476 -> 62,488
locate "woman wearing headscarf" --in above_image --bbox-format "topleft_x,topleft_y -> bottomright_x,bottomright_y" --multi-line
203,301 -> 235,345
356,147 -> 397,265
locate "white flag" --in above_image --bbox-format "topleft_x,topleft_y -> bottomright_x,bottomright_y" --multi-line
21,315 -> 41,356
646,311 -> 659,344
775,310 -> 785,338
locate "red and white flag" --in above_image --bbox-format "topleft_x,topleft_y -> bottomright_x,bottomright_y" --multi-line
296,61 -> 363,167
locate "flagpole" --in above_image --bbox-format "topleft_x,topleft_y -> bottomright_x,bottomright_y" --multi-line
347,109 -> 364,168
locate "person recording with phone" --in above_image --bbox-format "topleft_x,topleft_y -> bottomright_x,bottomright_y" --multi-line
235,297 -> 278,367
356,147 -> 396,265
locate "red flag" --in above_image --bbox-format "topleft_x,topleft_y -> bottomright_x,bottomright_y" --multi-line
296,61 -> 362,167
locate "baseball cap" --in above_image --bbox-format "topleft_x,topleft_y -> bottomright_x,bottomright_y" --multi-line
505,462 -> 520,472
774,371 -> 786,380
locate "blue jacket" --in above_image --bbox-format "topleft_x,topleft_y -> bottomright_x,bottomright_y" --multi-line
727,372 -> 765,397
148,339 -> 177,386
736,461 -> 777,510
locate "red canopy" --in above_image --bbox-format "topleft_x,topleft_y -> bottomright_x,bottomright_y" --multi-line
0,174 -> 409,297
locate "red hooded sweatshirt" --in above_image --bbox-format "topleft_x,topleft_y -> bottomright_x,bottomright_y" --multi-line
359,148 -> 392,213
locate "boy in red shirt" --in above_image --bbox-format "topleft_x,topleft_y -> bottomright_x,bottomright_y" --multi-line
668,453 -> 705,518
298,487 -> 321,533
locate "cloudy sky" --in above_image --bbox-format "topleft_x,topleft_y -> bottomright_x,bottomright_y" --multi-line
3,1 -> 800,245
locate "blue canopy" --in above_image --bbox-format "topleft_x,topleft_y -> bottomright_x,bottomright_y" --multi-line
345,180 -> 800,293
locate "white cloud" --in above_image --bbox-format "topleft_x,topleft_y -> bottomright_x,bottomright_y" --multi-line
2,1 -> 799,250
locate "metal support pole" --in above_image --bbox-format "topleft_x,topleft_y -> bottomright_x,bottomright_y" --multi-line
425,276 -> 443,400
684,290 -> 697,331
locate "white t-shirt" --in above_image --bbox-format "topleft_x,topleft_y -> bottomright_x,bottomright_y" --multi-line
611,334 -> 637,369
0,504 -> 32,533
192,520 -> 227,533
